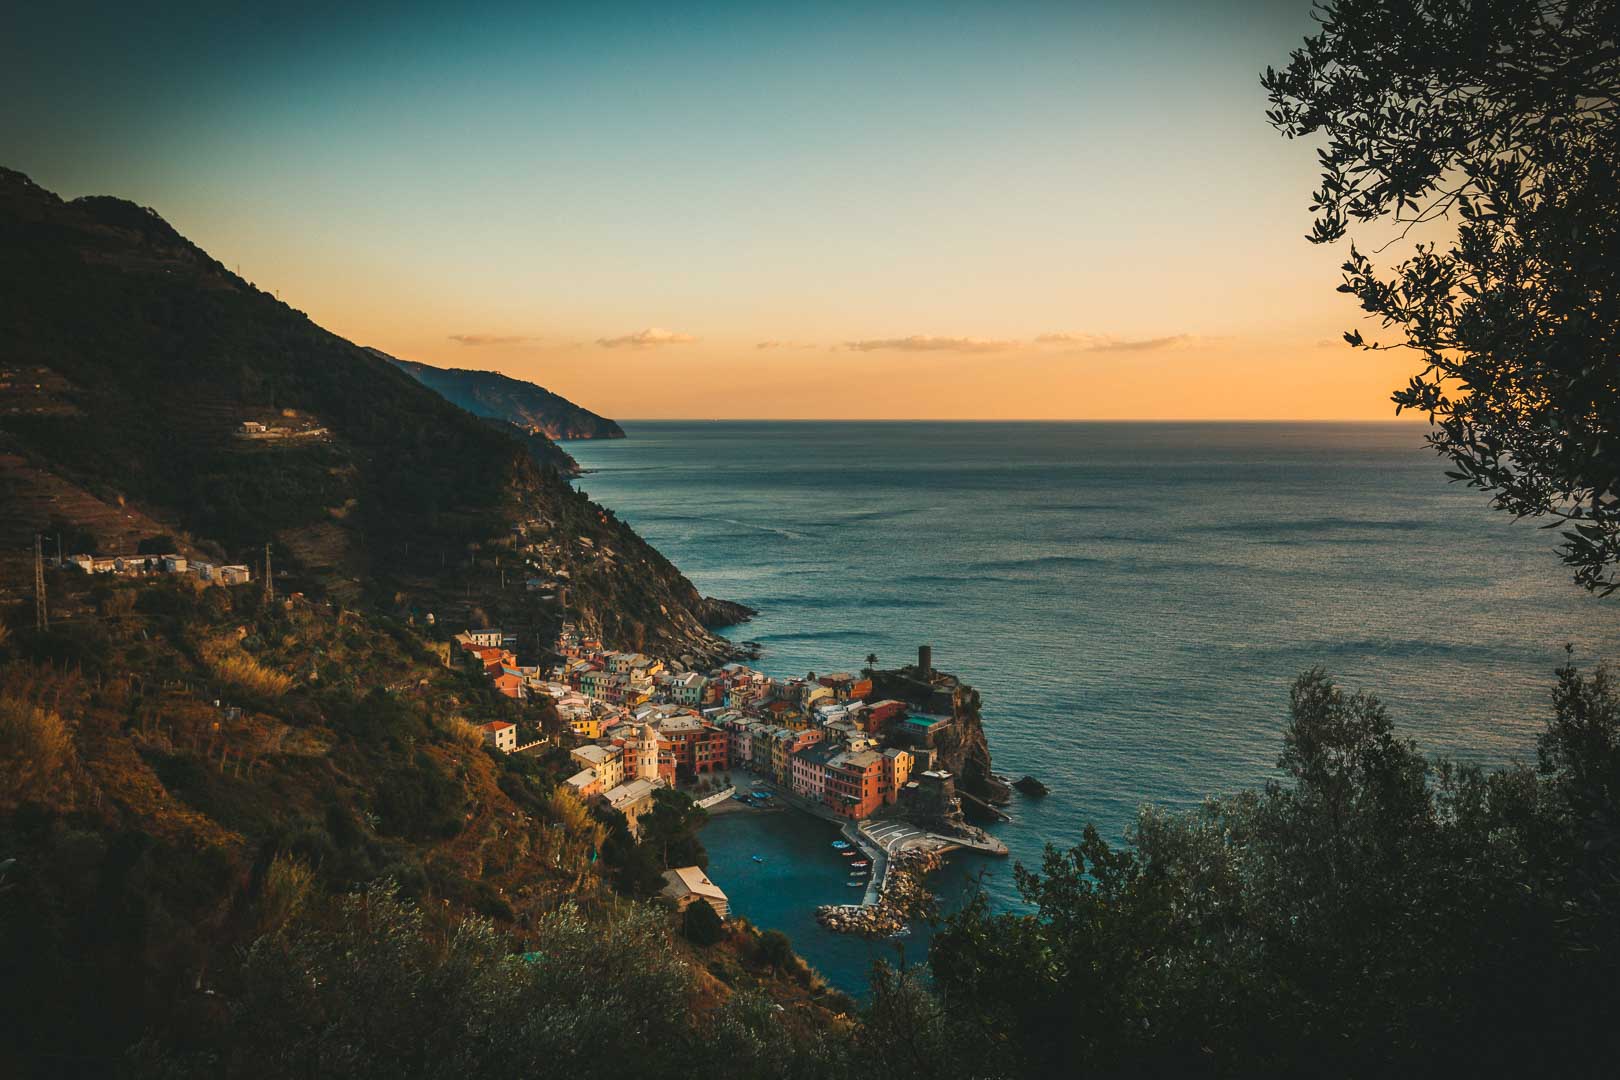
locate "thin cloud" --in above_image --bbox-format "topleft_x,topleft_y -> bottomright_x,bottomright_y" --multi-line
755,339 -> 819,350
841,335 -> 1021,354
596,327 -> 699,348
449,333 -> 532,346
1035,332 -> 1194,353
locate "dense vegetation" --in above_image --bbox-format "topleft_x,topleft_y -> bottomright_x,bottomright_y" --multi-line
904,663 -> 1620,1076
0,576 -> 845,1077
1264,0 -> 1620,592
12,578 -> 1608,1079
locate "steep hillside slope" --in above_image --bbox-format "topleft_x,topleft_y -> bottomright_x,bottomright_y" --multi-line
0,167 -> 737,660
0,577 -> 841,1076
376,349 -> 625,441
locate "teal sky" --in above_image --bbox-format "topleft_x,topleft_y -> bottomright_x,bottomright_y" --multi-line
4,2 -> 1398,420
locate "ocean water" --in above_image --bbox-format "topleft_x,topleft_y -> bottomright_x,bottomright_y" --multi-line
568,421 -> 1619,991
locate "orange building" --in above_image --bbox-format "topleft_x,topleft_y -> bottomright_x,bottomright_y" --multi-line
492,669 -> 525,699
863,699 -> 906,734
824,749 -> 885,820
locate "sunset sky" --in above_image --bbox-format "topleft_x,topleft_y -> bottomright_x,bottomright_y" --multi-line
2,1 -> 1426,421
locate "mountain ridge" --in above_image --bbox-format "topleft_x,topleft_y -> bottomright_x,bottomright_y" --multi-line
0,166 -> 742,661
375,349 -> 626,442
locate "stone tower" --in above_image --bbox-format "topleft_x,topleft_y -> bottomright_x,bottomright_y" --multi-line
632,722 -> 660,782
918,644 -> 933,680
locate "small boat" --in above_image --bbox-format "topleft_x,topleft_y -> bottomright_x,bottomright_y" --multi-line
840,850 -> 856,858
751,855 -> 765,863
850,861 -> 870,868
847,881 -> 864,888
831,840 -> 851,849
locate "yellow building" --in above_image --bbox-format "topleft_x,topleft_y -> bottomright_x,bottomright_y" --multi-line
570,714 -> 606,740
570,744 -> 623,790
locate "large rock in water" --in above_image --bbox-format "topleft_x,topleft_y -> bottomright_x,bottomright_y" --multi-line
1013,775 -> 1049,797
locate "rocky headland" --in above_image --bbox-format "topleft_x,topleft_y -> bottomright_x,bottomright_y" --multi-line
872,664 -> 1012,811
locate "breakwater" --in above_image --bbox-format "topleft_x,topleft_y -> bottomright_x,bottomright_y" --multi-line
816,846 -> 944,937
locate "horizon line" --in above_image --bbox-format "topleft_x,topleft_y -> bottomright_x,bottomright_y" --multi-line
597,416 -> 1425,424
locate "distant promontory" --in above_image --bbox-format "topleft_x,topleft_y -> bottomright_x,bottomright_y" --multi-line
371,349 -> 626,442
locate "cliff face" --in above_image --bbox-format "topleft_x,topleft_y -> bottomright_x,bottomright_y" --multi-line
375,351 -> 625,442
935,683 -> 1009,807
0,167 -> 736,661
871,667 -> 1008,808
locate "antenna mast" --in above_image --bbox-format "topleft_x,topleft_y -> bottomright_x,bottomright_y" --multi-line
33,533 -> 48,631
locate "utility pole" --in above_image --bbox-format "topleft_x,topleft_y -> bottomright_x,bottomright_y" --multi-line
33,533 -> 48,631
262,543 -> 273,605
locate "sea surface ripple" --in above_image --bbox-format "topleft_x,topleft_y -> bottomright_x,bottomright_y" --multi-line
568,421 -> 1619,992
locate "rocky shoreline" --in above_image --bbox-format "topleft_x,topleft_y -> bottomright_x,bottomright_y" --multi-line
815,847 -> 945,938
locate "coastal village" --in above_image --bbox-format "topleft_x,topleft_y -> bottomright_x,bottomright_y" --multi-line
454,623 -> 1007,934
35,521 -> 1004,936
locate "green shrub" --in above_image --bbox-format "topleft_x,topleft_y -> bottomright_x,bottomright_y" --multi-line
682,898 -> 725,946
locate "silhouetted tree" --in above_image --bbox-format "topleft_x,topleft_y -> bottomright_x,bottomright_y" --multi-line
1264,0 -> 1620,592
922,664 -> 1620,1076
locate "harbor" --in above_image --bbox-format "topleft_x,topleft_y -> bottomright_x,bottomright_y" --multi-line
703,805 -> 1003,993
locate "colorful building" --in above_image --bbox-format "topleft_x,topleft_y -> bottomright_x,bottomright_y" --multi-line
790,743 -> 838,802
570,744 -> 624,791
881,747 -> 914,804
694,724 -> 729,774
563,768 -> 603,799
492,668 -> 526,700
823,748 -> 885,819
864,700 -> 907,734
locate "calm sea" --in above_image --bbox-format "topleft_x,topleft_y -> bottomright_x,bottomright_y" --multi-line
567,421 -> 1619,993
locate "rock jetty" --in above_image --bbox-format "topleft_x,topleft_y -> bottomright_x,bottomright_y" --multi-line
815,847 -> 944,937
